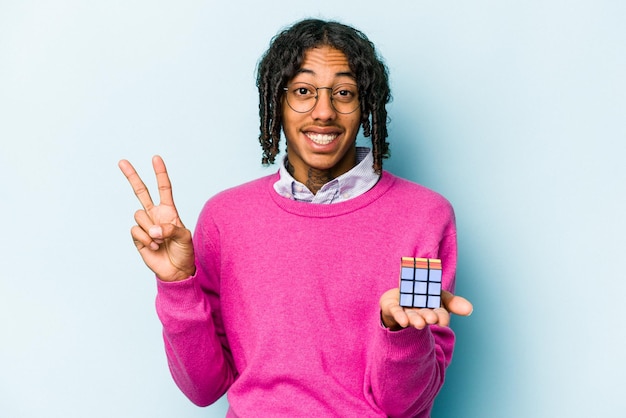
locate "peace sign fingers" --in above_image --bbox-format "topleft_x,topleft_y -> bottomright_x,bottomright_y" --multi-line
118,156 -> 182,225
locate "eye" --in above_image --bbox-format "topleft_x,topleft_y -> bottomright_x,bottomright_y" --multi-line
333,84 -> 358,101
291,83 -> 316,98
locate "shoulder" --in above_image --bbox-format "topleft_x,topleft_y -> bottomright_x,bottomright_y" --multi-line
382,171 -> 453,211
214,174 -> 275,199
380,172 -> 456,236
198,173 -> 277,218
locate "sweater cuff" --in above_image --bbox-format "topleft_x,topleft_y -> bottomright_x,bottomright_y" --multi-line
379,324 -> 435,358
155,273 -> 204,312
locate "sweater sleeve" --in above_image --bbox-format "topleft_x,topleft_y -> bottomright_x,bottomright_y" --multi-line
366,225 -> 458,417
154,206 -> 237,406
366,323 -> 455,417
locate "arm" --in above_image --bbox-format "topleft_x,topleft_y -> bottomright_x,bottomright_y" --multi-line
119,156 -> 236,405
371,231 -> 472,417
367,322 -> 454,417
156,207 -> 237,406
156,272 -> 236,406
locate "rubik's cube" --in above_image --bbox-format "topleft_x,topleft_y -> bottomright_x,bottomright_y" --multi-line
399,257 -> 442,309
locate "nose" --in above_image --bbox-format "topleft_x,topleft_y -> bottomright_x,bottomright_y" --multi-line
310,88 -> 336,121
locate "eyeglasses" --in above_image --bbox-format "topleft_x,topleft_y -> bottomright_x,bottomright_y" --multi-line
283,82 -> 360,114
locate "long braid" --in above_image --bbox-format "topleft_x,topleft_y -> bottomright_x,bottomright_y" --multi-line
258,75 -> 272,165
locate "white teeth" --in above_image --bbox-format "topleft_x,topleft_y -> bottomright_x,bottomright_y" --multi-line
306,133 -> 337,145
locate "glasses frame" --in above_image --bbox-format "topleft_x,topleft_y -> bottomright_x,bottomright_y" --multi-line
283,82 -> 360,115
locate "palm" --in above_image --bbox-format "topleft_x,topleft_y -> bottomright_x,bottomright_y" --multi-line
143,195 -> 182,234
119,156 -> 195,282
141,203 -> 191,280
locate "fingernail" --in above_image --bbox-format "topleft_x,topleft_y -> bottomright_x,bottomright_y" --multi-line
149,225 -> 162,238
149,242 -> 159,251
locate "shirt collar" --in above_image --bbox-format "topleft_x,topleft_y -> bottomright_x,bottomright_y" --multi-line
273,147 -> 380,204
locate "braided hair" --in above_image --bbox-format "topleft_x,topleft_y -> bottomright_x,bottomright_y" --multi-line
256,19 -> 391,173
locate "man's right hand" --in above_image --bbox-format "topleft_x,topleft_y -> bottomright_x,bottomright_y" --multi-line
119,156 -> 196,282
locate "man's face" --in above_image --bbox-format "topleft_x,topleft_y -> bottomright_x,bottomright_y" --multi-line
281,46 -> 361,184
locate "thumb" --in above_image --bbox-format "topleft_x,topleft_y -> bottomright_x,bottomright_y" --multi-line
150,223 -> 192,245
441,290 -> 473,317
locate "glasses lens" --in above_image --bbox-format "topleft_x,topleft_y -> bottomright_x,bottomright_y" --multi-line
331,83 -> 359,114
285,82 -> 359,114
285,82 -> 317,113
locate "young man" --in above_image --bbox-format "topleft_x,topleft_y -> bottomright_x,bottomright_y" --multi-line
120,19 -> 472,417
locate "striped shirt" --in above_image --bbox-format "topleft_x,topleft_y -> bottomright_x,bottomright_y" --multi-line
273,147 -> 380,204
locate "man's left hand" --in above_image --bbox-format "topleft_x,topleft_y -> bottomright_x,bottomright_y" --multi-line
380,289 -> 473,331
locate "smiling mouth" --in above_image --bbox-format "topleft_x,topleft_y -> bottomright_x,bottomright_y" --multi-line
305,132 -> 338,145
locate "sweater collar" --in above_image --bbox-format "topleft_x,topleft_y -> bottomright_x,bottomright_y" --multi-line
273,147 -> 380,204
268,169 -> 397,218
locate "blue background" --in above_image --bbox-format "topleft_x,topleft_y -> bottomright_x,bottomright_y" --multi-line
1,1 -> 624,417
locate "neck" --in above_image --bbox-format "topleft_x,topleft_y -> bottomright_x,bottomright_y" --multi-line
286,159 -> 356,195
304,168 -> 335,195
286,161 -> 335,195
286,146 -> 358,195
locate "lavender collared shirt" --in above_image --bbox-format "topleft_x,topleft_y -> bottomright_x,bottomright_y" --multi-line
273,147 -> 380,204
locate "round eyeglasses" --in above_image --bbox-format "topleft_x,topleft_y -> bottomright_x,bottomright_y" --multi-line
283,82 -> 360,114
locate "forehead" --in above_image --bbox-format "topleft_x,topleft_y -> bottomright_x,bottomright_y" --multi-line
294,46 -> 354,80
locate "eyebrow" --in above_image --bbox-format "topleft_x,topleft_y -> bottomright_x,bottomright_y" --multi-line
296,68 -> 356,79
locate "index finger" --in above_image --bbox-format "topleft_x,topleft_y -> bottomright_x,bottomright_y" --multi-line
118,158 -> 155,211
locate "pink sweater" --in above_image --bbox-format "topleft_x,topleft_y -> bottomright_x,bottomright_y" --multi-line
155,171 -> 457,417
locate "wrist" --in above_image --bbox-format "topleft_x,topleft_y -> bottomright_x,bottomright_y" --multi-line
157,265 -> 196,282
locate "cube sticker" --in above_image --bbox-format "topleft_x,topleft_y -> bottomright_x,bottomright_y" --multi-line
398,257 -> 442,309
